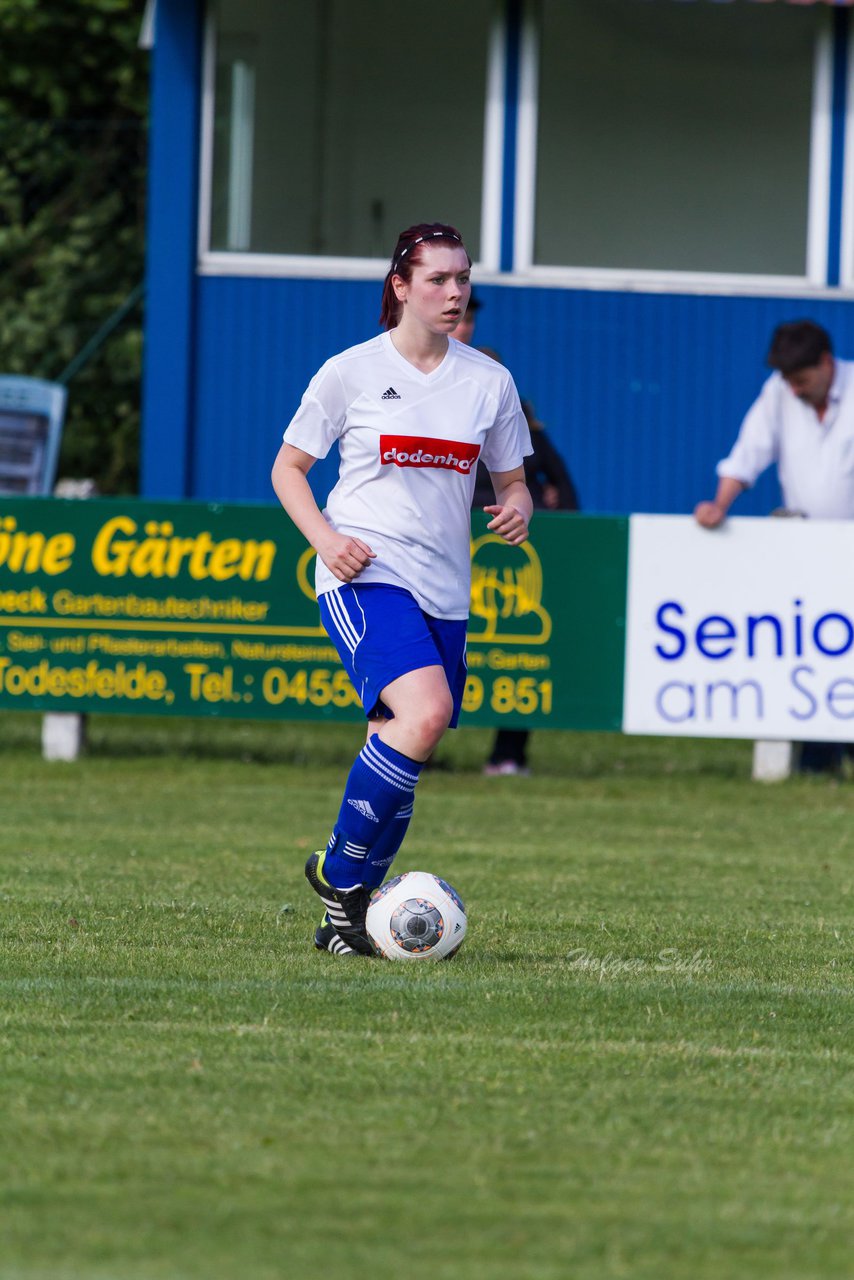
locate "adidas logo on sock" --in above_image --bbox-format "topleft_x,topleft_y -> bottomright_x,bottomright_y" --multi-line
347,798 -> 379,821
381,386 -> 401,400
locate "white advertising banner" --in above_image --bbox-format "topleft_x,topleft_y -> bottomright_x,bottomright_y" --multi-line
623,515 -> 854,741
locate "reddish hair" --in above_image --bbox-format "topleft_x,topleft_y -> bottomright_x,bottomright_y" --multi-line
379,222 -> 471,330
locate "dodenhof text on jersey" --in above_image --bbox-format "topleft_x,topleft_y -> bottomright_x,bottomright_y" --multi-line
380,435 -> 480,474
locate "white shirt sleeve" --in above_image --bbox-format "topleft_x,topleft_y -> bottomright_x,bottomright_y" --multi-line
716,373 -> 781,488
479,372 -> 533,474
283,361 -> 349,459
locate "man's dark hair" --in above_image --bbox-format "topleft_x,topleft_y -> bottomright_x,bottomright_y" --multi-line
767,320 -> 833,375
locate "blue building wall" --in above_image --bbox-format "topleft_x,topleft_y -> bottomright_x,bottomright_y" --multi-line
189,274 -> 854,517
142,0 -> 854,519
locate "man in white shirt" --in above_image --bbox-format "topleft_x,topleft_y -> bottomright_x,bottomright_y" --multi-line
695,319 -> 852,772
694,320 -> 854,526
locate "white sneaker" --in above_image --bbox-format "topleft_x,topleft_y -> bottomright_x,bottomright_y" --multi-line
483,760 -> 530,777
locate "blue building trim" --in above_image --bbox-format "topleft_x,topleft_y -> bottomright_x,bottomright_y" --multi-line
500,0 -> 522,273
826,7 -> 850,286
141,0 -> 203,498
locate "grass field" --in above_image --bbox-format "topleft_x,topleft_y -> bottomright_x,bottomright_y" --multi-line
1,713 -> 852,1280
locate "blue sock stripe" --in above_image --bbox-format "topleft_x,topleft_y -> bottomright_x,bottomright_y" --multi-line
359,752 -> 413,792
362,738 -> 420,789
367,736 -> 421,781
396,803 -> 414,820
359,751 -> 416,794
342,840 -> 368,860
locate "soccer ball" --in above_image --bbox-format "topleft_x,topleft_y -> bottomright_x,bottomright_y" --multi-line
366,871 -> 467,961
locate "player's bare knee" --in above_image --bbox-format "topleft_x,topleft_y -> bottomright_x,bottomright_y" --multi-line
395,699 -> 451,755
418,698 -> 453,750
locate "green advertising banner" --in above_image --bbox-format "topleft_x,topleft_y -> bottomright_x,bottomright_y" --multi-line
0,498 -> 628,730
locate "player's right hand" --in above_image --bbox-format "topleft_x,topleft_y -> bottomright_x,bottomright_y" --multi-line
693,501 -> 726,529
318,532 -> 376,582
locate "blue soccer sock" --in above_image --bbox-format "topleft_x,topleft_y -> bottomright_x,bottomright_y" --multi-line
360,798 -> 414,891
321,736 -> 422,890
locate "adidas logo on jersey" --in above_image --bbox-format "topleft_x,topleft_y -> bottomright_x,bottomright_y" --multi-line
347,798 -> 379,821
381,386 -> 401,400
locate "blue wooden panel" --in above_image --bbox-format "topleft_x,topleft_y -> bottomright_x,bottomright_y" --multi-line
188,274 -> 854,519
191,276 -> 381,504
141,0 -> 203,498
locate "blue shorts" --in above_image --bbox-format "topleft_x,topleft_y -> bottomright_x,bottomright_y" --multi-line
318,583 -> 468,726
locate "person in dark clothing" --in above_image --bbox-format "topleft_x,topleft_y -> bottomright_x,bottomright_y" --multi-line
480,398 -> 579,774
462,295 -> 580,775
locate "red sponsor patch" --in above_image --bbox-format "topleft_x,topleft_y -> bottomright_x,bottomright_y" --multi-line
380,435 -> 480,475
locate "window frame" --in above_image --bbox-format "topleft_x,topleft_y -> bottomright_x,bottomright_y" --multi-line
196,0 -> 506,279
512,0 -> 836,296
196,0 -> 847,298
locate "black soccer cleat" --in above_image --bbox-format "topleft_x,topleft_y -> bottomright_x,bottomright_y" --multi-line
305,851 -> 374,956
314,915 -> 359,956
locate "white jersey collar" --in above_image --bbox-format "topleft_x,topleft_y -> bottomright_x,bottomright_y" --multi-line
382,330 -> 455,384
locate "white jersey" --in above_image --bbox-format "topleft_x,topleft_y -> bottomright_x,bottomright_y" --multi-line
283,331 -> 532,619
717,359 -> 854,519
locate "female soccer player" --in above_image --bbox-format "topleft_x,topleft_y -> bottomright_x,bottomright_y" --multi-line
272,222 -> 533,956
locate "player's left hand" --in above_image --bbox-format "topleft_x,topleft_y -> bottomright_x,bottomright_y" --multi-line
484,504 -> 529,545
